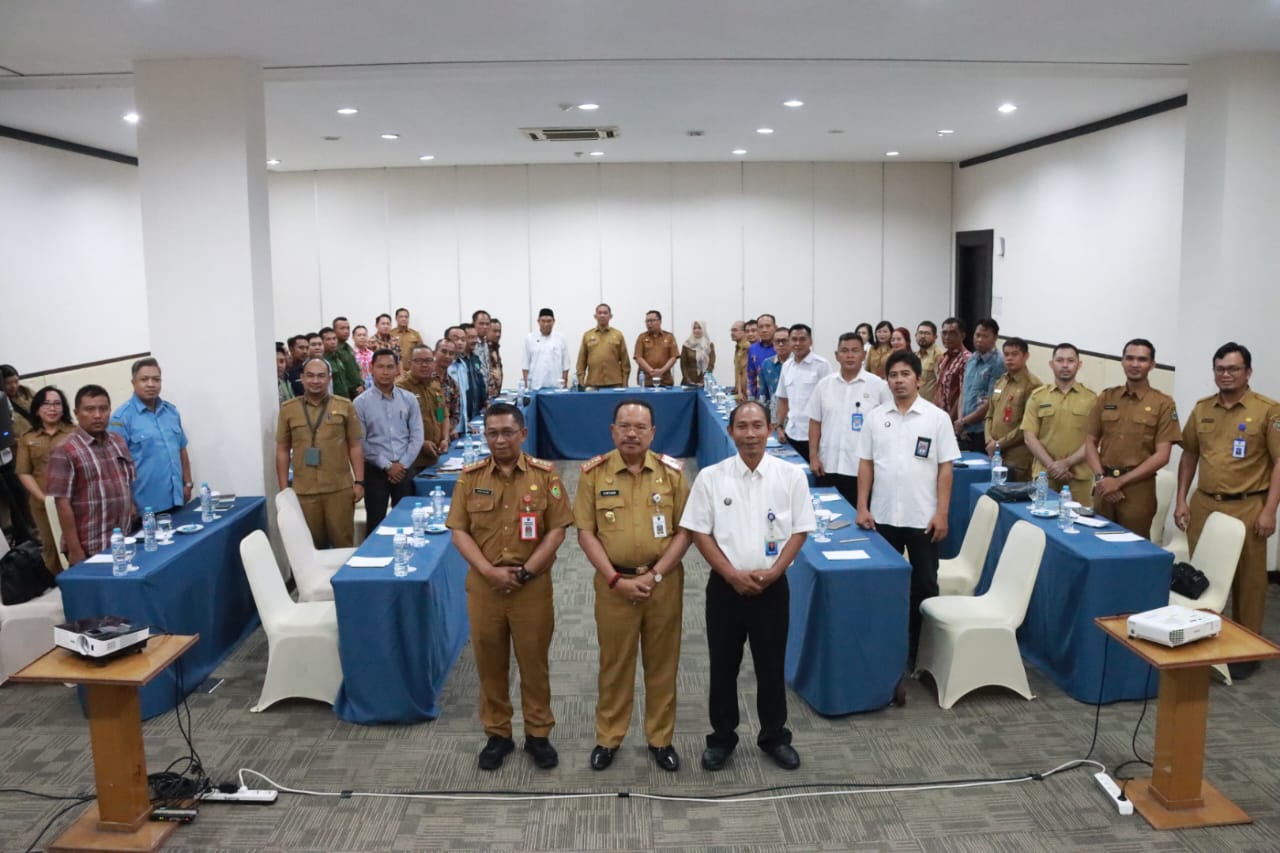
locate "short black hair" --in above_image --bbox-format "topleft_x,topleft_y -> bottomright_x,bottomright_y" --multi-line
855,322 -> 873,336
308,332 -> 323,342
74,384 -> 111,409
917,320 -> 937,334
1052,342 -> 1080,358
745,319 -> 758,328
975,317 -> 1000,336
837,332 -> 863,347
789,323 -> 812,338
885,350 -> 922,377
646,309 -> 662,321
371,347 -> 398,365
489,317 -> 501,326
757,313 -> 776,325
301,357 -> 331,375
729,400 -> 770,428
538,308 -> 555,319
275,342 -> 288,356
332,316 -> 348,325
353,325 -> 368,335
612,398 -> 654,424
484,401 -> 526,429
130,357 -> 160,379
1003,337 -> 1029,354
319,326 -> 336,337
0,364 -> 16,381
287,335 -> 303,348
30,386 -> 72,426
942,316 -> 966,335
1123,338 -> 1156,361
875,320 -> 894,333
472,309 -> 491,322
376,313 -> 393,324
395,307 -> 410,318
596,303 -> 612,313
1212,342 -> 1250,369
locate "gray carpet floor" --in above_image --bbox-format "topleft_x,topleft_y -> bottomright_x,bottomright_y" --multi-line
3,460 -> 1280,852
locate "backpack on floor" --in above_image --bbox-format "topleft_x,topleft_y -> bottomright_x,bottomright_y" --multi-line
0,541 -> 55,605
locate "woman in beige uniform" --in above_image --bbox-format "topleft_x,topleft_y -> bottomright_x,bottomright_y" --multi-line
15,386 -> 77,573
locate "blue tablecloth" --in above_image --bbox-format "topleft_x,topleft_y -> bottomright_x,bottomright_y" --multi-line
531,388 -> 698,460
411,447 -> 464,498
693,390 -> 813,482
968,483 -> 1172,702
939,452 -> 996,559
330,502 -> 470,724
786,488 -> 912,714
57,498 -> 267,720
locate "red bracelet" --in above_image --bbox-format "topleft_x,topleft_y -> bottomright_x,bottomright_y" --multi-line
608,572 -> 623,589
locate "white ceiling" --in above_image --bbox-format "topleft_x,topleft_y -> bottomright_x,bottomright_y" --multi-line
1,1 -> 1276,170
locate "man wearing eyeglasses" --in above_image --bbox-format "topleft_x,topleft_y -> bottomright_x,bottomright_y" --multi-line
1173,342 -> 1280,677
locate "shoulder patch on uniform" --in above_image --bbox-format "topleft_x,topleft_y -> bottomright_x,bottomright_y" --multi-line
462,459 -> 488,473
660,453 -> 684,471
580,454 -> 606,473
527,456 -> 554,471
1195,393 -> 1218,405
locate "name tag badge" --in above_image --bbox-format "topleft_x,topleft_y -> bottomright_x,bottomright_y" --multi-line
851,412 -> 864,432
914,437 -> 932,459
765,538 -> 779,557
304,446 -> 322,467
519,512 -> 539,541
1233,438 -> 1246,459
652,514 -> 668,539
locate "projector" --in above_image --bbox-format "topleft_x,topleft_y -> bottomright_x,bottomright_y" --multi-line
1127,605 -> 1221,648
54,616 -> 150,660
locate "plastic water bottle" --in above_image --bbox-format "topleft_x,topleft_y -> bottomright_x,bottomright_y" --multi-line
811,495 -> 830,542
411,501 -> 427,543
1034,471 -> 1048,511
200,482 -> 214,522
430,485 -> 446,525
111,528 -> 128,577
142,506 -> 158,552
1058,485 -> 1074,532
393,529 -> 411,577
570,375 -> 580,393
991,449 -> 1007,485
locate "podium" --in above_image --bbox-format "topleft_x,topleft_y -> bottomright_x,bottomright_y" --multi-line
1095,615 -> 1280,829
13,634 -> 198,852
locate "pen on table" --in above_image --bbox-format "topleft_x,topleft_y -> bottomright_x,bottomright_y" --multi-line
838,537 -> 869,543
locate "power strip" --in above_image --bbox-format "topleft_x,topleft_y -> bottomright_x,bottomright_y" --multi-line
199,788 -> 278,805
1094,772 -> 1133,816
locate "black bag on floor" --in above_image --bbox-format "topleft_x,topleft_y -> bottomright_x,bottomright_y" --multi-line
0,540 -> 55,605
1170,561 -> 1209,600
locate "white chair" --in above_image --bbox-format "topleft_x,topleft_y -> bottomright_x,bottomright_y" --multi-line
938,495 -> 999,596
1169,511 -> 1245,685
274,489 -> 355,602
1151,468 -> 1176,545
0,585 -> 64,685
44,495 -> 70,570
916,520 -> 1047,709
239,530 -> 343,712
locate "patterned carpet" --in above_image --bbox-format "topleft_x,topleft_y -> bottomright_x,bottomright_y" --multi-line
3,460 -> 1280,852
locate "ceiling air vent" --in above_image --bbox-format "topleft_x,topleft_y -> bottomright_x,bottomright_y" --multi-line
521,126 -> 619,142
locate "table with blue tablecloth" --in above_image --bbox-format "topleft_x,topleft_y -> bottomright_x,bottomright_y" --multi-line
939,452 -> 995,559
968,483 -> 1172,702
56,498 -> 267,720
694,389 -> 813,482
530,388 -> 698,460
330,501 -> 469,724
786,488 -> 912,714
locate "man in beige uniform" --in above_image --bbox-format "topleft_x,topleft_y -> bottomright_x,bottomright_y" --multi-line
576,303 -> 631,389
393,307 -> 424,370
1085,338 -> 1181,538
915,321 -> 943,403
447,403 -> 573,771
575,399 -> 691,772
1173,342 -> 1280,677
633,310 -> 680,387
1022,342 -> 1097,501
396,345 -> 447,473
984,337 -> 1042,482
731,321 -> 749,398
276,358 -> 365,548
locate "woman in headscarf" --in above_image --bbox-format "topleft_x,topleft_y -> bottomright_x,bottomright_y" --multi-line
680,320 -> 717,387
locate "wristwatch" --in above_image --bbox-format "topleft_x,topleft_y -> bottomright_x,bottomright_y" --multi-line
183,481 -> 193,488
515,568 -> 535,584
353,479 -> 365,486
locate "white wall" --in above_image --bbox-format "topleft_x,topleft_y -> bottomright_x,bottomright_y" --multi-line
953,108 -> 1186,363
268,161 -> 954,377
0,138 -> 148,374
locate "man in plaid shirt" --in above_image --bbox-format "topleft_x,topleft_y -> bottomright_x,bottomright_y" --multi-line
46,384 -> 136,565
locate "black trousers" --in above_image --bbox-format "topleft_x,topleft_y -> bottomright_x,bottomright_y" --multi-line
364,466 -> 415,532
876,524 -> 939,662
818,473 -> 859,508
0,457 -> 34,543
958,432 -> 986,453
705,572 -> 791,751
786,437 -> 811,465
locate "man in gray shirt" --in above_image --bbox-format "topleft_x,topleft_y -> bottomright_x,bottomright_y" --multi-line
354,348 -> 424,530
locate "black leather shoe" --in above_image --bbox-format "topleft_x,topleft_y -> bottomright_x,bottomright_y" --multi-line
700,745 -> 732,771
761,743 -> 801,770
477,735 -> 515,770
590,745 -> 616,771
649,745 -> 680,772
524,736 -> 559,769
1228,661 -> 1260,681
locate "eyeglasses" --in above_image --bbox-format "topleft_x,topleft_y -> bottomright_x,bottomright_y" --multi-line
1213,366 -> 1246,375
39,400 -> 64,408
613,423 -> 652,434
484,429 -> 522,440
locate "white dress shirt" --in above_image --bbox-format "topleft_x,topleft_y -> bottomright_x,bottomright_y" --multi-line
804,369 -> 891,476
776,352 -> 832,441
681,452 -> 816,571
522,331 -> 571,388
856,394 -> 961,529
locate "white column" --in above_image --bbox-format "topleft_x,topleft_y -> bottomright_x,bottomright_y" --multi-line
133,59 -> 277,499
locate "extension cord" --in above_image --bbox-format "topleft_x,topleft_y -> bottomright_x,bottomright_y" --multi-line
200,788 -> 278,804
1093,772 -> 1132,816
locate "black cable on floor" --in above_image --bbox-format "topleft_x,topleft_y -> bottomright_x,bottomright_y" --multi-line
22,795 -> 95,853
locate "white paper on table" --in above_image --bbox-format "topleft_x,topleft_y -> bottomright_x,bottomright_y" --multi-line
822,550 -> 870,560
85,554 -> 114,564
1073,516 -> 1109,528
814,508 -> 842,520
1095,531 -> 1143,543
374,526 -> 408,536
347,556 -> 394,568
817,493 -> 842,502
963,459 -> 991,467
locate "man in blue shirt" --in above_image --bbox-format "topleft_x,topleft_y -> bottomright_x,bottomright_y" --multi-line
746,314 -> 777,400
353,349 -> 425,530
110,357 -> 192,514
956,318 -> 1001,452
758,327 -> 791,421
446,326 -> 471,439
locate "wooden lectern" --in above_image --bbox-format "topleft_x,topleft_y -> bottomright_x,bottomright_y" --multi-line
13,634 -> 198,853
1095,615 -> 1280,830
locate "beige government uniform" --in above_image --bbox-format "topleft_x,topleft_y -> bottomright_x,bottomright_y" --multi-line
574,449 -> 689,749
277,395 -> 363,548
395,374 -> 445,471
984,368 -> 1043,482
865,345 -> 892,379
576,327 -> 631,389
15,422 -> 76,573
734,339 -> 750,394
1085,385 -> 1182,538
446,454 -> 573,739
917,344 -> 943,403
1181,389 -> 1280,633
633,330 -> 680,387
395,327 -> 424,368
1020,382 -> 1098,501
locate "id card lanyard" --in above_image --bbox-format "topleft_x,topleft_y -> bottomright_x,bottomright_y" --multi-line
519,491 -> 539,541
651,491 -> 669,539
765,509 -> 781,557
1233,423 -> 1247,459
302,398 -> 330,466
851,400 -> 863,432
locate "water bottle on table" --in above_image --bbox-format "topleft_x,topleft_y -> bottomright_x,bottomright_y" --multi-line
1058,485 -> 1077,533
430,485 -> 446,525
411,501 -> 427,545
1034,471 -> 1048,511
142,506 -> 158,552
990,449 -> 1007,485
393,529 -> 411,577
111,528 -> 128,577
811,495 -> 830,543
200,482 -> 214,522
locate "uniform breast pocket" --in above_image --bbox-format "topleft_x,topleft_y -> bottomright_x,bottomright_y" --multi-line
1100,409 -> 1121,425
1134,412 -> 1158,438
1036,403 -> 1057,421
467,493 -> 498,528
595,495 -> 626,530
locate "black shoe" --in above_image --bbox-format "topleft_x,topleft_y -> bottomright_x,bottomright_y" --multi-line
892,677 -> 908,707
761,743 -> 801,770
524,736 -> 559,769
700,745 -> 732,771
1228,661 -> 1260,681
589,745 -> 616,771
649,745 -> 680,772
477,735 -> 515,771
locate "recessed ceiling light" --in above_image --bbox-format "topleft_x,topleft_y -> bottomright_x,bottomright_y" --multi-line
266,159 -> 281,166
756,127 -> 774,135
588,151 -> 605,157
380,133 -> 400,140
885,151 -> 900,157
418,154 -> 435,161
997,102 -> 1018,114
732,148 -> 747,155
827,129 -> 845,135
577,103 -> 600,111
122,112 -> 140,124
937,129 -> 955,135
783,99 -> 804,108
336,107 -> 358,116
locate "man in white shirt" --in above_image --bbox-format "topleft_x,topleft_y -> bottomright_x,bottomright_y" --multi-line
522,308 -> 571,390
856,350 -> 961,663
681,401 -> 816,773
774,323 -> 831,464
806,332 -> 891,507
